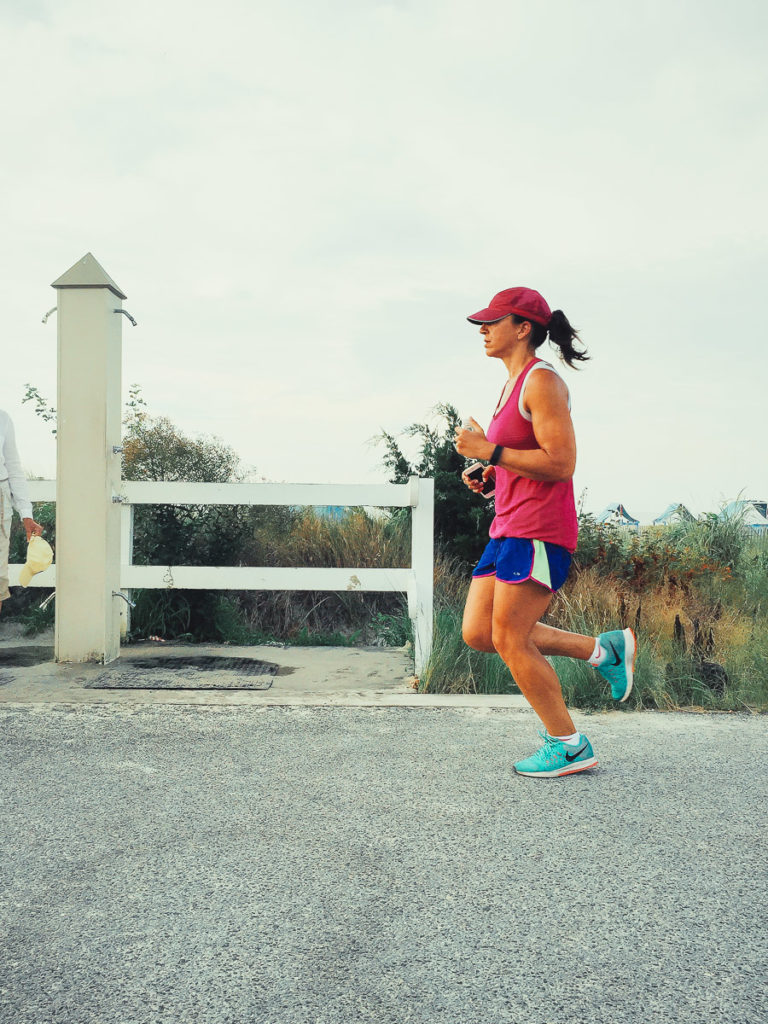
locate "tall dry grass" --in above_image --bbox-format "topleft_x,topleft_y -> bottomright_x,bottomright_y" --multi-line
421,516 -> 768,712
217,507 -> 413,646
123,506 -> 413,646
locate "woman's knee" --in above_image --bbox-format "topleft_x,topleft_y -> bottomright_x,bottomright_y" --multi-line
462,623 -> 494,652
492,627 -> 532,666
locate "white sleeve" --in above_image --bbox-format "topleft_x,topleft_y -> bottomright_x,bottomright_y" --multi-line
2,415 -> 33,519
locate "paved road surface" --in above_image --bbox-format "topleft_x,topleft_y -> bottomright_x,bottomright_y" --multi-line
1,703 -> 766,1024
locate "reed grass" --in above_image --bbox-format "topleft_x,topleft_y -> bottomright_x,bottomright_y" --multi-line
420,516 -> 768,712
129,506 -> 413,646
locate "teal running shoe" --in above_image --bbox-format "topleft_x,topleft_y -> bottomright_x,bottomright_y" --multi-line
597,628 -> 636,702
514,731 -> 598,778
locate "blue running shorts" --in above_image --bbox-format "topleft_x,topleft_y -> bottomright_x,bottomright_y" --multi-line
472,536 -> 572,592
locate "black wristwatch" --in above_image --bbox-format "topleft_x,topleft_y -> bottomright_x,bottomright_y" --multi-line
489,445 -> 503,466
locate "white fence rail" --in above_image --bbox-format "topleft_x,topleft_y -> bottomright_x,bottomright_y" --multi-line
10,477 -> 435,675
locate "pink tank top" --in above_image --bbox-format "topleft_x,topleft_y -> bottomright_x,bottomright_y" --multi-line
486,357 -> 579,552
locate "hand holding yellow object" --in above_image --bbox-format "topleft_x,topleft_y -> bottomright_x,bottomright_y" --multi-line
19,535 -> 53,587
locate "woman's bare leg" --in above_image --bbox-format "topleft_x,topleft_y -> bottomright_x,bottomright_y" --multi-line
491,579 -> 575,736
461,575 -> 496,652
531,622 -> 594,660
463,575 -> 594,662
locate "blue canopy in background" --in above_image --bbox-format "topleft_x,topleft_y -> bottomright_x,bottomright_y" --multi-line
597,503 -> 640,527
719,500 -> 768,529
652,503 -> 696,526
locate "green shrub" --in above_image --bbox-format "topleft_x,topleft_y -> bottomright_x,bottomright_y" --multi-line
377,402 -> 494,565
369,609 -> 413,647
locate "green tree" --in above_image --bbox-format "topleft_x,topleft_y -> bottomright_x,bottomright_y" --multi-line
123,415 -> 241,485
377,402 -> 494,564
123,411 -> 246,571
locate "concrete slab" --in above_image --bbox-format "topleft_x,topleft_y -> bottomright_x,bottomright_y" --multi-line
0,629 -> 531,710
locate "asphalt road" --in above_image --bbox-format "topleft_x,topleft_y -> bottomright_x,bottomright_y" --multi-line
1,703 -> 766,1024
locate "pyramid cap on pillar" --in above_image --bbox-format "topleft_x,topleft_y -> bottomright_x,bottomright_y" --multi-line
51,252 -> 127,300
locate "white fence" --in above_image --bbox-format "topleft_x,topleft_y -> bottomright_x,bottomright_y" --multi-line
11,477 -> 435,674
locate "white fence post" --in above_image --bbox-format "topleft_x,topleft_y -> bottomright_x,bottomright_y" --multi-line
119,504 -> 134,638
52,253 -> 125,664
409,476 -> 434,677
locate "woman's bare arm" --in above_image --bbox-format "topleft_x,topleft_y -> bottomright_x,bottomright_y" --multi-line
454,372 -> 576,482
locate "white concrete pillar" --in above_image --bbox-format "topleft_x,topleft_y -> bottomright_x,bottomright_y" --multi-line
52,253 -> 126,663
409,476 -> 434,678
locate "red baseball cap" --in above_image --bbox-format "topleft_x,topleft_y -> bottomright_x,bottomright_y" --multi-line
467,286 -> 552,327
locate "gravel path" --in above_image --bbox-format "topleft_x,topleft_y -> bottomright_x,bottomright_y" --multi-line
1,704 -> 766,1024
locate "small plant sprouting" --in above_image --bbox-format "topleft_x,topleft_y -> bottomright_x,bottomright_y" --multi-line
22,384 -> 57,435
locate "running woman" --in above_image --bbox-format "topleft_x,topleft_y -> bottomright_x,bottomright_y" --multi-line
454,287 -> 635,778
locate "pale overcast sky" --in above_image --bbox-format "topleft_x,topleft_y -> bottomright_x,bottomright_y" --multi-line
1,0 -> 766,523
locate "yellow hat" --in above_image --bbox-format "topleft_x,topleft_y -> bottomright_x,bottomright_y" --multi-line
19,535 -> 54,587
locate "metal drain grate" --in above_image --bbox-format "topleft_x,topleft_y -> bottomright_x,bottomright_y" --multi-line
85,655 -> 286,691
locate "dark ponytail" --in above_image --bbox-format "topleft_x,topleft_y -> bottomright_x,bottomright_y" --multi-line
512,309 -> 590,369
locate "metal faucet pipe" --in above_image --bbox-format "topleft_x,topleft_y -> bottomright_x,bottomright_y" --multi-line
114,309 -> 138,326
